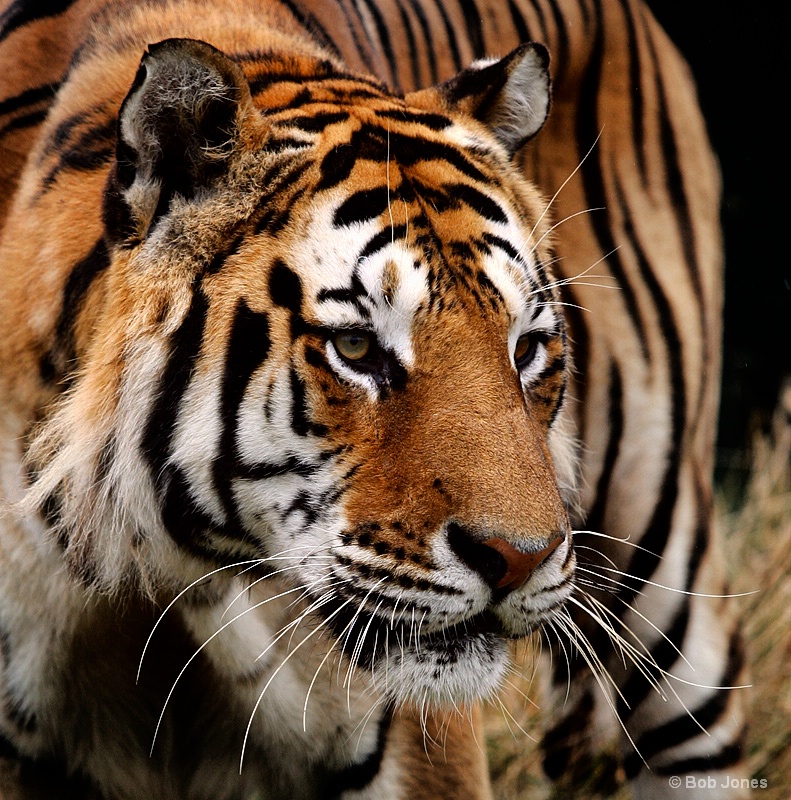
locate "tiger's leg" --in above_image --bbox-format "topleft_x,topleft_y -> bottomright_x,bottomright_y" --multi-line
348,705 -> 493,800
570,460 -> 749,799
542,498 -> 749,800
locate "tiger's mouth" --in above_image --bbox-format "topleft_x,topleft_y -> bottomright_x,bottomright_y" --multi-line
375,610 -> 516,705
313,596 -> 532,705
418,610 -> 511,647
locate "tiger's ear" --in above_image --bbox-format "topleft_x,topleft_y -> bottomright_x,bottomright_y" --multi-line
104,38 -> 254,243
407,43 -> 550,157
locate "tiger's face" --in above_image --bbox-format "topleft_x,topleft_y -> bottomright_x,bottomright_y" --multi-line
235,121 -> 575,704
44,38 -> 576,708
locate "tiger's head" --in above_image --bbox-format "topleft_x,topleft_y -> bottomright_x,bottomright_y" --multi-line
31,38 -> 577,707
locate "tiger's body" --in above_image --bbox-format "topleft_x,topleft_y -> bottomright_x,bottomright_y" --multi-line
0,1 -> 746,799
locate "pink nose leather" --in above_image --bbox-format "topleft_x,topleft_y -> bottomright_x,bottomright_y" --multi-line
479,535 -> 563,591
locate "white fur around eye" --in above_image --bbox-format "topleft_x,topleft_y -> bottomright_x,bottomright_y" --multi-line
325,341 -> 378,398
515,338 -> 548,385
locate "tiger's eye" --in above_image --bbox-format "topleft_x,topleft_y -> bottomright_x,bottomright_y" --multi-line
514,333 -> 537,368
334,331 -> 371,361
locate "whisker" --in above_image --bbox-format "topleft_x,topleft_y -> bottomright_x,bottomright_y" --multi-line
528,207 -> 608,259
531,248 -> 620,296
527,129 -> 603,242
573,528 -> 662,558
582,563 -> 759,599
302,589 -> 381,732
553,609 -> 646,766
138,559 -> 263,683
149,580 -> 308,755
568,593 -> 668,695
344,591 -> 387,713
240,594 -> 354,772
220,544 -> 337,619
349,694 -> 387,755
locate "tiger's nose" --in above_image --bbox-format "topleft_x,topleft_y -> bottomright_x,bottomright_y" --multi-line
447,522 -> 564,595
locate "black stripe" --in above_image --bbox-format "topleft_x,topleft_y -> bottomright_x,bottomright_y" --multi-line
374,107 -> 452,130
206,232 -> 245,274
269,259 -> 304,314
506,0 -> 531,44
212,300 -> 271,531
616,604 -> 690,723
620,0 -> 646,184
643,7 -> 702,303
333,186 -> 392,227
283,110 -> 350,132
653,735 -> 745,776
429,0 -> 462,71
318,141 -> 360,192
321,124 -> 490,191
546,373 -> 567,427
0,0 -> 78,43
611,171 -> 686,609
239,456 -> 317,482
444,181 -> 504,222
44,115 -> 115,187
617,483 -> 711,722
404,0 -> 438,83
357,0 -> 400,90
541,690 -> 595,779
339,0 -> 378,76
321,706 -> 394,798
0,81 -> 58,119
277,0 -> 343,61
641,6 -> 709,428
575,1 -> 649,359
248,63 -> 386,98
537,350 -> 566,382
475,269 -> 504,307
304,344 -> 335,376
161,467 -> 221,560
576,0 -> 592,30
625,628 -> 746,775
290,368 -> 328,438
393,0 -> 421,89
459,0 -> 486,59
254,168 -> 312,236
40,238 -> 111,385
362,125 -> 491,183
482,232 -> 521,263
141,286 -> 209,491
317,268 -> 375,315
584,362 -> 623,533
0,106 -> 48,137
357,219 -> 408,260
546,0 -> 570,83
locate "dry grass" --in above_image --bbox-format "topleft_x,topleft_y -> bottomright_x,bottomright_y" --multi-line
485,382 -> 791,798
729,383 -> 791,798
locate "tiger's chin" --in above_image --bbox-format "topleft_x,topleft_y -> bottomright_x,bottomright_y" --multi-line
372,614 -> 515,708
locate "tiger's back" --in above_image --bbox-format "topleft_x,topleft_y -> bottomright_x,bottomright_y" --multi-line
0,1 -> 746,799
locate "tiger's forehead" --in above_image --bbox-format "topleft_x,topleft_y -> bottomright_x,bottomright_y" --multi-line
288,164 -> 545,356
272,108 -> 537,327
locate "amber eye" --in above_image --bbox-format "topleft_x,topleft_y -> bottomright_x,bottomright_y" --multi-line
514,333 -> 538,369
333,330 -> 372,362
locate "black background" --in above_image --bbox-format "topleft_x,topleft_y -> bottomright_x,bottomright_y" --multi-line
648,3 -> 790,480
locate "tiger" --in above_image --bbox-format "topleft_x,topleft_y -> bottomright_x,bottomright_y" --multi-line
0,0 -> 748,798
